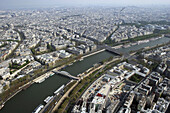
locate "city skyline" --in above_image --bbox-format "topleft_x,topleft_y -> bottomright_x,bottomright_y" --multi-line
0,1 -> 170,113
1,0 -> 170,9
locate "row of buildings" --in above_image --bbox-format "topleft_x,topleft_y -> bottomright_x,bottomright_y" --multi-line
120,71 -> 169,113
111,25 -> 154,42
72,61 -> 152,113
139,44 -> 170,78
1,7 -> 170,44
0,41 -> 18,61
35,50 -> 72,65
67,44 -> 97,55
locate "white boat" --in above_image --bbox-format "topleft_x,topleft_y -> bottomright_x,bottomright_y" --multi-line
54,85 -> 65,95
32,104 -> 44,113
123,45 -> 131,48
131,43 -> 137,46
79,58 -> 84,61
44,96 -> 53,104
50,73 -> 55,76
36,78 -> 45,84
69,63 -> 73,66
77,74 -> 81,77
0,104 -> 4,110
138,40 -> 149,44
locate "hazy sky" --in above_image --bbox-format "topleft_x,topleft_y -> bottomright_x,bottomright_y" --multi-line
1,0 -> 170,9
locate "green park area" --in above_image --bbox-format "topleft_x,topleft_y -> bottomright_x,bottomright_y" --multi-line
9,60 -> 30,74
129,74 -> 144,83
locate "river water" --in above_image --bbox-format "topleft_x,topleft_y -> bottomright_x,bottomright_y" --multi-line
0,75 -> 70,113
63,51 -> 116,76
0,51 -> 116,113
0,37 -> 169,113
118,37 -> 170,53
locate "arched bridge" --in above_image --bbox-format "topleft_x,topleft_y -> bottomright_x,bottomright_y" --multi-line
52,71 -> 79,80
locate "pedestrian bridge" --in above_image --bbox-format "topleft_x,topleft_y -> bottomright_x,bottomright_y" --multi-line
52,71 -> 79,80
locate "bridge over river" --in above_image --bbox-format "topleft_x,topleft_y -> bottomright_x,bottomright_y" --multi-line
105,47 -> 122,55
102,44 -> 125,56
103,45 -> 130,58
52,71 -> 79,80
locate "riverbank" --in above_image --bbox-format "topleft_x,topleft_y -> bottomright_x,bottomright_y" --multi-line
0,81 -> 33,110
39,80 -> 76,113
33,71 -> 54,83
52,64 -> 105,112
2,36 -> 169,113
0,63 -> 68,111
132,41 -> 170,54
0,49 -> 113,111
116,36 -> 164,50
0,61 -> 33,108
118,37 -> 170,54
0,50 -> 112,112
52,57 -> 121,113
51,63 -> 106,112
52,79 -> 79,112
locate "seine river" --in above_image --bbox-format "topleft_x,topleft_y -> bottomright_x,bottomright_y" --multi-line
0,37 -> 169,113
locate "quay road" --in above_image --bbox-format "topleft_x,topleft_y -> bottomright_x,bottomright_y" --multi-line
51,80 -> 79,112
